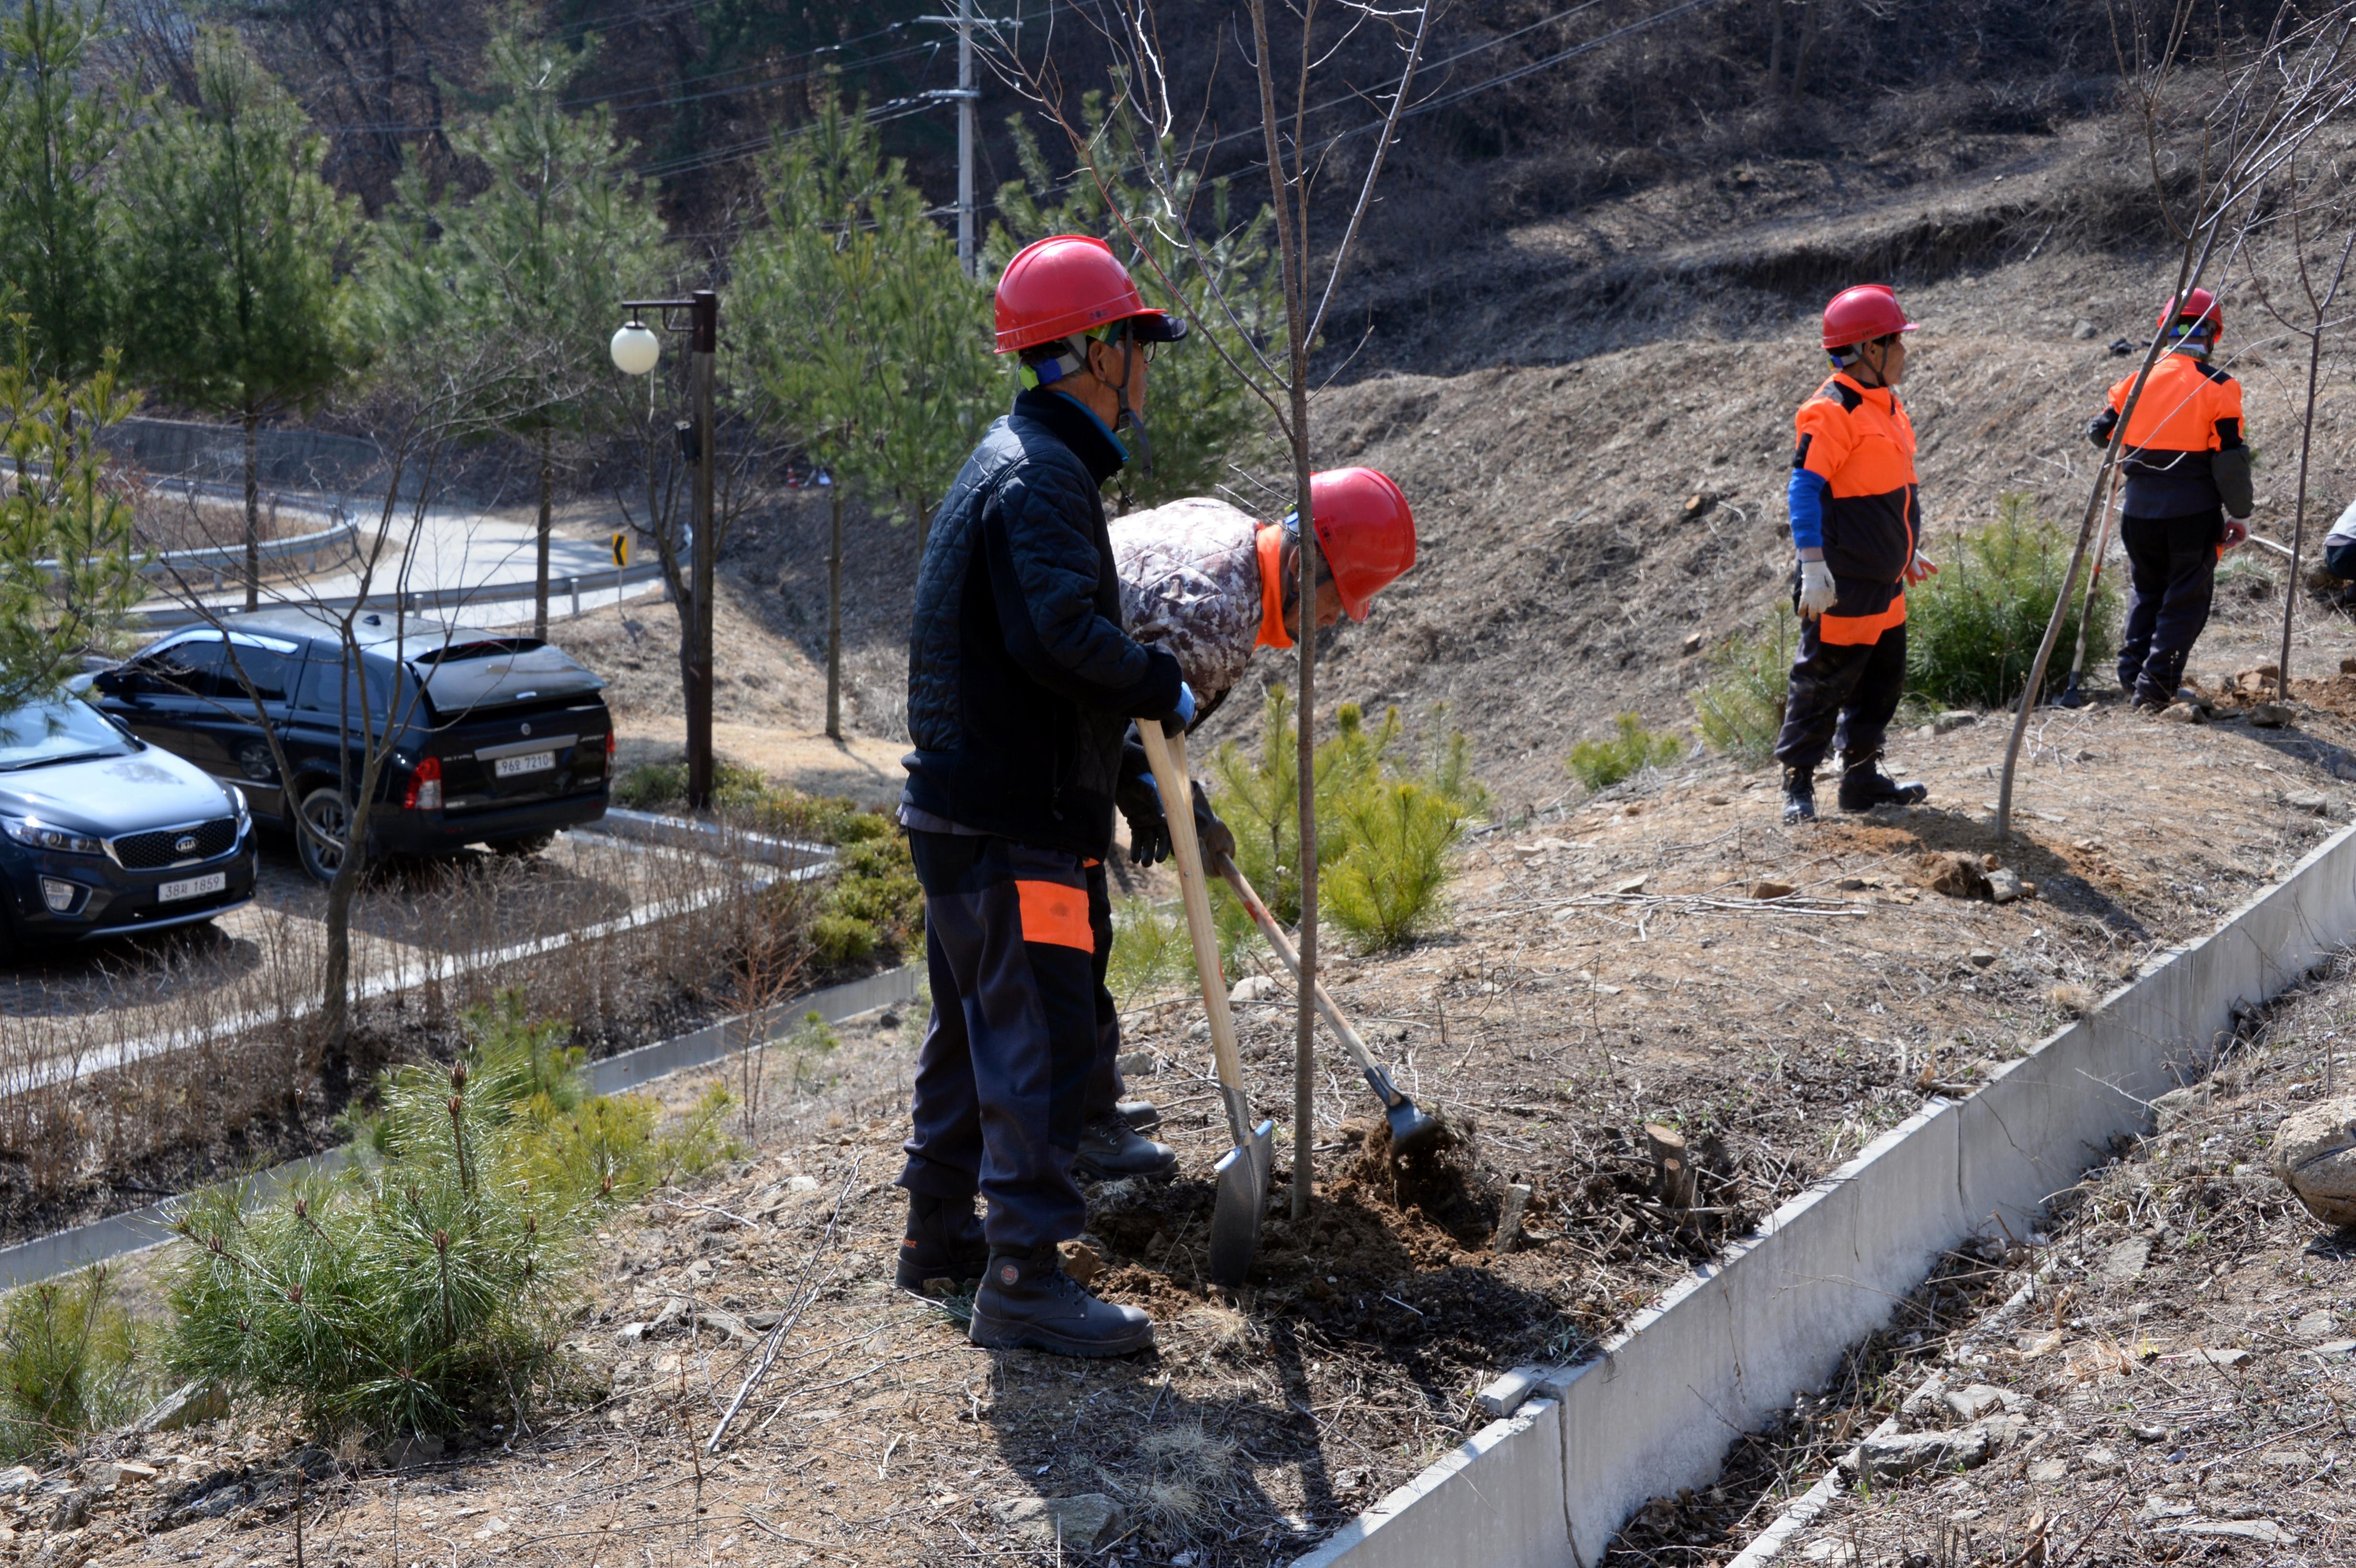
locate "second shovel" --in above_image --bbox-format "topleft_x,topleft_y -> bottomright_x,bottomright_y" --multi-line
1138,720 -> 1273,1289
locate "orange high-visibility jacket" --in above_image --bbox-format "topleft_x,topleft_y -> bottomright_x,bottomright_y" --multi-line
2095,353 -> 2244,520
1790,373 -> 1920,646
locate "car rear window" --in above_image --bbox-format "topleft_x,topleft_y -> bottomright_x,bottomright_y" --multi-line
299,654 -> 418,726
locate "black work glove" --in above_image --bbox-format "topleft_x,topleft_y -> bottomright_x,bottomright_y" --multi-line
1193,780 -> 1237,866
1116,771 -> 1172,867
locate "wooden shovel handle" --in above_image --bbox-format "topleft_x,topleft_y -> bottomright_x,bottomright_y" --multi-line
1213,854 -> 1383,1081
1136,723 -> 1252,1142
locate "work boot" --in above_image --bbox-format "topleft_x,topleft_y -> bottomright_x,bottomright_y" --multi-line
1074,1112 -> 1178,1181
1837,755 -> 1930,812
2131,680 -> 2173,712
1116,1099 -> 1160,1133
1781,765 -> 1816,824
894,1193 -> 989,1294
968,1245 -> 1155,1357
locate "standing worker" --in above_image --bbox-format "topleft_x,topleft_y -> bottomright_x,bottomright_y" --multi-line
2086,289 -> 2253,710
894,234 -> 1191,1357
1088,470 -> 1418,1149
1777,284 -> 1940,825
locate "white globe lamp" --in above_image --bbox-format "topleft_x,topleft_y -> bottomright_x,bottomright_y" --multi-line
610,321 -> 660,376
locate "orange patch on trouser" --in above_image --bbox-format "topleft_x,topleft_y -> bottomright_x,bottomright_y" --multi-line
1014,880 -> 1093,950
1819,592 -> 1907,647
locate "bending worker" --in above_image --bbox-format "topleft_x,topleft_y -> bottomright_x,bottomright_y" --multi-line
1777,284 -> 1938,825
894,234 -> 1190,1358
2086,288 -> 2253,710
1085,470 -> 1418,1167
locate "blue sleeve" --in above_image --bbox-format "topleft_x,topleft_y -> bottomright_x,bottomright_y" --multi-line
1787,468 -> 1828,552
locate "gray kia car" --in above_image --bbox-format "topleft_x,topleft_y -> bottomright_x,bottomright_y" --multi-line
0,693 -> 257,954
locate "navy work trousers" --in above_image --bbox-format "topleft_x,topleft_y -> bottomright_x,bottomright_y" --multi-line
2116,509 -> 2222,698
1774,619 -> 1908,774
897,831 -> 1106,1253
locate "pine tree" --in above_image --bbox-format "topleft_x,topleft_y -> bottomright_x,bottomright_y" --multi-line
0,0 -> 130,388
733,92 -> 994,740
377,12 -> 673,638
116,30 -> 357,611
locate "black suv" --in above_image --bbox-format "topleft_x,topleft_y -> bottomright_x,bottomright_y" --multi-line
94,610 -> 613,883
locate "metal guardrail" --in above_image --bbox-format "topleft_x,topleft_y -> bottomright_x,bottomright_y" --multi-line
128,557 -> 671,631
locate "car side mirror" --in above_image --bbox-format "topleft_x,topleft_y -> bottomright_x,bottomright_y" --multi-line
91,668 -> 128,696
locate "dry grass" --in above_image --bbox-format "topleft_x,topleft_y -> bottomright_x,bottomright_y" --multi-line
0,821 -> 826,1238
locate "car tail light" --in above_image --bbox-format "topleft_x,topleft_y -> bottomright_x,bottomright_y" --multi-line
606,731 -> 616,758
404,756 -> 444,811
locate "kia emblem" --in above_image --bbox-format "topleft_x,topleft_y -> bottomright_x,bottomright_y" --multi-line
520,722 -> 532,736
174,835 -> 197,854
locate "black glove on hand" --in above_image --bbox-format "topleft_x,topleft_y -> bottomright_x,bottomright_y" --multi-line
1116,771 -> 1172,867
1193,780 -> 1236,866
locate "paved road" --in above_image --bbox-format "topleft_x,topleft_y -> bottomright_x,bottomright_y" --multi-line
152,501 -> 666,631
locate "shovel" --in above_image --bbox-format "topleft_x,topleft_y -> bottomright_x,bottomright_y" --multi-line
1213,853 -> 1444,1160
1137,721 -> 1273,1289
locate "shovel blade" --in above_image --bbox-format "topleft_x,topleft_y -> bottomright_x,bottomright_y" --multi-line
1206,1118 -> 1276,1287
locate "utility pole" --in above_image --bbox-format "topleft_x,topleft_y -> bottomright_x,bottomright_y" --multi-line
921,4 -> 1000,278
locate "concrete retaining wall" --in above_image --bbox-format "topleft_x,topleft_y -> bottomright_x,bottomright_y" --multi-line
1298,818 -> 2356,1568
0,964 -> 922,1292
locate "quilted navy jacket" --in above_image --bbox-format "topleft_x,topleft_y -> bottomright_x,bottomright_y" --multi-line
902,388 -> 1183,860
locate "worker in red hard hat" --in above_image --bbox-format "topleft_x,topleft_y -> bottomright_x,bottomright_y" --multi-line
2085,287 -> 2252,710
1775,284 -> 1939,825
895,234 -> 1192,1358
1086,468 -> 1418,1140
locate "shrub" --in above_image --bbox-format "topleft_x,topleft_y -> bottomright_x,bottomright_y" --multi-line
168,995 -> 729,1439
1691,605 -> 1798,763
1566,713 -> 1685,791
1908,495 -> 2119,708
611,759 -> 769,812
1107,894 -> 1194,1005
781,1010 -> 840,1092
813,833 -> 924,967
1210,691 -> 1485,953
0,1267 -> 147,1461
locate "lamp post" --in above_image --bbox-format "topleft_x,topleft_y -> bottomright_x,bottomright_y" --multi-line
611,290 -> 718,811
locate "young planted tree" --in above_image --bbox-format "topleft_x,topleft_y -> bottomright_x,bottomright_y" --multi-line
0,323 -> 148,705
382,12 -> 672,637
0,0 -> 131,388
1001,0 -> 1431,1213
115,28 -> 357,611
733,94 -> 994,740
2241,156 -> 2356,697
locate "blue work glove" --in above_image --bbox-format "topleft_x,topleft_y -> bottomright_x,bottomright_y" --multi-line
1174,681 -> 1196,727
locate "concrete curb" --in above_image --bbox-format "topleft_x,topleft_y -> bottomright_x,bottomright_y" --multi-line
1296,817 -> 2356,1568
0,963 -> 923,1292
577,806 -> 834,865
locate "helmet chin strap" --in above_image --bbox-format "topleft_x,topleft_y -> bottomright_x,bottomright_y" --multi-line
1110,329 -> 1153,476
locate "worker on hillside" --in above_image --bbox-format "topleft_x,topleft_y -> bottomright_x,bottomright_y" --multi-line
1777,284 -> 1939,825
2085,289 -> 2253,709
894,234 -> 1191,1358
1091,470 -> 1418,1147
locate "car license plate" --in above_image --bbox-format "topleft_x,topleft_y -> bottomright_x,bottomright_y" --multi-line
159,871 -> 226,903
495,751 -> 556,778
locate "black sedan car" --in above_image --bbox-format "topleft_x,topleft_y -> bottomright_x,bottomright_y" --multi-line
92,611 -> 613,883
0,694 -> 258,952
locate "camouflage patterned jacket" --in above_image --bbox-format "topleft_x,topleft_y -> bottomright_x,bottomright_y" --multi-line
1110,497 -> 1275,720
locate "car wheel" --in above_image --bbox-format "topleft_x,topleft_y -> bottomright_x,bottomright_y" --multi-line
488,831 -> 557,859
296,786 -> 353,885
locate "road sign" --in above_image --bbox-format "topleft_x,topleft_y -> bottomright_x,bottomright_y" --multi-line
611,532 -> 629,567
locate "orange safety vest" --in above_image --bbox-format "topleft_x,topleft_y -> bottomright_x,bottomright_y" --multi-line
1792,374 -> 1920,646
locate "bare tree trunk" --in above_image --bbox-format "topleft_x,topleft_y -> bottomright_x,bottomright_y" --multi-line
1790,0 -> 1825,100
2279,317 -> 2325,696
1767,0 -> 1786,97
534,426 -> 553,639
319,852 -> 359,1098
243,403 -> 261,612
826,485 -> 844,741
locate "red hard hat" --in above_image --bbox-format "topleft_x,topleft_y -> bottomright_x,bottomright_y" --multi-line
1821,284 -> 1917,351
993,235 -> 1181,354
1300,468 -> 1416,621
2159,287 -> 2222,338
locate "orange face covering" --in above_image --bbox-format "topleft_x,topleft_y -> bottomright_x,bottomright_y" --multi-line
1255,526 -> 1292,651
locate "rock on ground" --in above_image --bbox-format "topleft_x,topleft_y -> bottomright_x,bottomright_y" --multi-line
2271,1097 -> 2356,1227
